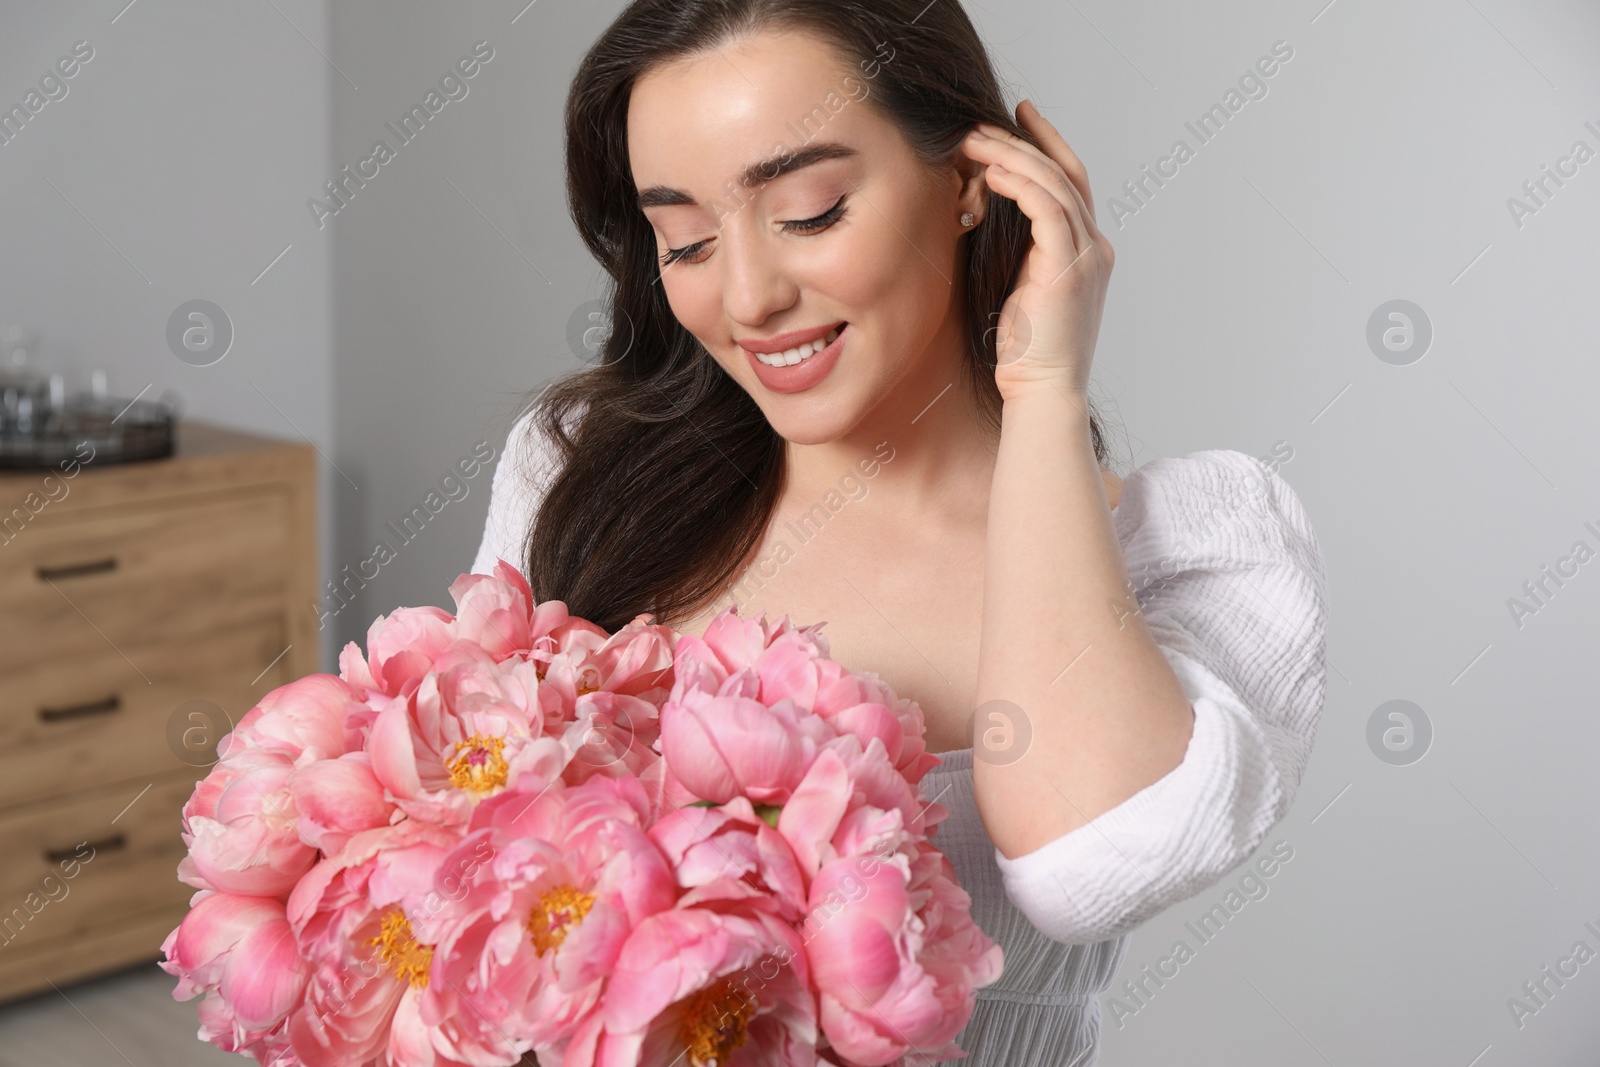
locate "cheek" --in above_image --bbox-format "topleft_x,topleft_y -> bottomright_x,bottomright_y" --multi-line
663,274 -> 721,339
831,210 -> 952,346
835,189 -> 950,315
818,218 -> 901,301
663,276 -> 747,376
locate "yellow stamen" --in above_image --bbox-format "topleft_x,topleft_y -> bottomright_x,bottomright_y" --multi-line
534,662 -> 600,696
447,734 -> 509,792
365,911 -> 432,988
527,885 -> 596,956
678,976 -> 755,1067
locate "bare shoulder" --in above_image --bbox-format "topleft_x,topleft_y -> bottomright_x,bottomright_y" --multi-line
1101,467 -> 1124,509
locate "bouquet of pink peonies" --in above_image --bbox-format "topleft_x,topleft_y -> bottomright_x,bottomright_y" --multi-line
160,561 -> 1003,1067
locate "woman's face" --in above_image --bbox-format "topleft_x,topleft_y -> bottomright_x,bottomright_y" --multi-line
628,29 -> 983,446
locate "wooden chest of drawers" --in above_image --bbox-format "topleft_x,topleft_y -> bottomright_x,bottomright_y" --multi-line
0,420 -> 318,1001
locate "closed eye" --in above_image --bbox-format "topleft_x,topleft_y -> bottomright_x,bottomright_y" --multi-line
660,194 -> 850,268
783,193 -> 849,235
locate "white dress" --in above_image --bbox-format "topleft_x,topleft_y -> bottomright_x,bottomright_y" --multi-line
471,411 -> 1330,1067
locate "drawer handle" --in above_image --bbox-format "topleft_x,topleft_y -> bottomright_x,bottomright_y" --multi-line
44,833 -> 125,865
36,557 -> 118,582
37,695 -> 123,723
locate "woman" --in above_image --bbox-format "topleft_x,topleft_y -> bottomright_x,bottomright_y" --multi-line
473,1 -> 1329,1063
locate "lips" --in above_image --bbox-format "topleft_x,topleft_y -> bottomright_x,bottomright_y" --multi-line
737,321 -> 845,357
744,323 -> 847,395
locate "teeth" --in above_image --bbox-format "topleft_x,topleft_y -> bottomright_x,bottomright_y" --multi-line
756,326 -> 841,367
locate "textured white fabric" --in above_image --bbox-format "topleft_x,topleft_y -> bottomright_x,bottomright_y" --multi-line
471,409 -> 562,579
470,409 -> 1329,1067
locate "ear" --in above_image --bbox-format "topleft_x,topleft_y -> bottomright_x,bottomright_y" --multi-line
951,142 -> 990,225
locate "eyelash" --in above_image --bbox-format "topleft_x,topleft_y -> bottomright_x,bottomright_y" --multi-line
659,195 -> 849,267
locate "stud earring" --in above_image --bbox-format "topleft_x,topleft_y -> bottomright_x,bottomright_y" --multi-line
961,212 -> 976,227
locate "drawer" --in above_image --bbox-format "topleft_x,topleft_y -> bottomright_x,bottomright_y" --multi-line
0,490 -> 291,672
0,771 -> 200,955
0,900 -> 191,1003
0,618 -> 292,809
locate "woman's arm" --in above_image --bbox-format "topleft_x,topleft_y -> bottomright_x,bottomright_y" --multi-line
972,388 -> 1195,860
963,105 -> 1326,942
959,102 -> 1196,860
989,448 -> 1328,943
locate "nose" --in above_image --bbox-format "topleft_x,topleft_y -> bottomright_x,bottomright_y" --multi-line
720,221 -> 798,328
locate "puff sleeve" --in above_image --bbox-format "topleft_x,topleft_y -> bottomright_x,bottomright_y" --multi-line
470,408 -> 559,579
992,449 -> 1329,945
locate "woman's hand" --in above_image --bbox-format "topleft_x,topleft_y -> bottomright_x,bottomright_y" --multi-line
964,99 -> 1114,405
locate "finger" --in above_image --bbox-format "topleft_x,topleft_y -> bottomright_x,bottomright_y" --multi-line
1015,100 -> 1097,228
1002,112 -> 1109,265
967,126 -> 1081,224
1015,121 -> 1102,247
968,125 -> 1100,259
984,152 -> 1088,262
985,162 -> 1087,269
1015,100 -> 1099,232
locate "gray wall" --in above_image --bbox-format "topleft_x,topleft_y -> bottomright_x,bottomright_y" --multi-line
323,0 -> 616,654
0,0 -> 336,662
7,0 -> 1600,1063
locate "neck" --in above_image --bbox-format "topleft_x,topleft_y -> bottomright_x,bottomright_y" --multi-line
780,312 -> 998,534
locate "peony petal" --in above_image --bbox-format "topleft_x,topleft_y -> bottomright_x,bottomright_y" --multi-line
219,912 -> 309,1031
777,747 -> 851,875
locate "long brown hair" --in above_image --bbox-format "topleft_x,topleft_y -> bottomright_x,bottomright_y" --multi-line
523,0 -> 1110,633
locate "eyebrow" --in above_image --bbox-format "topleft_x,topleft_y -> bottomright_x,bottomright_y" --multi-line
636,141 -> 859,210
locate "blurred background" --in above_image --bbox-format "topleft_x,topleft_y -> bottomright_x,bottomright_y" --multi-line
1,0 -> 1597,1063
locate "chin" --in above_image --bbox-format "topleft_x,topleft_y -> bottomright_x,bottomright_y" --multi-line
758,394 -> 866,447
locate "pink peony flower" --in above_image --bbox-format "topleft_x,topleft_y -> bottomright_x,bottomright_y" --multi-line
179,749 -> 318,898
770,744 -> 911,881
753,628 -> 940,787
222,673 -> 365,766
576,611 -> 679,700
805,841 -> 1002,1066
658,688 -> 830,806
648,795 -> 808,923
787,742 -> 934,870
662,604 -> 800,697
673,607 -> 940,786
367,654 -> 568,829
341,604 -> 461,699
286,821 -> 494,1067
559,689 -> 663,787
160,892 -> 309,1040
194,991 -> 298,1066
416,775 -> 678,1058
342,562 -> 601,702
550,614 -> 676,782
772,739 -> 999,1065
900,843 -> 1006,1064
562,905 -> 817,1067
446,559 -> 544,660
287,751 -> 399,859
